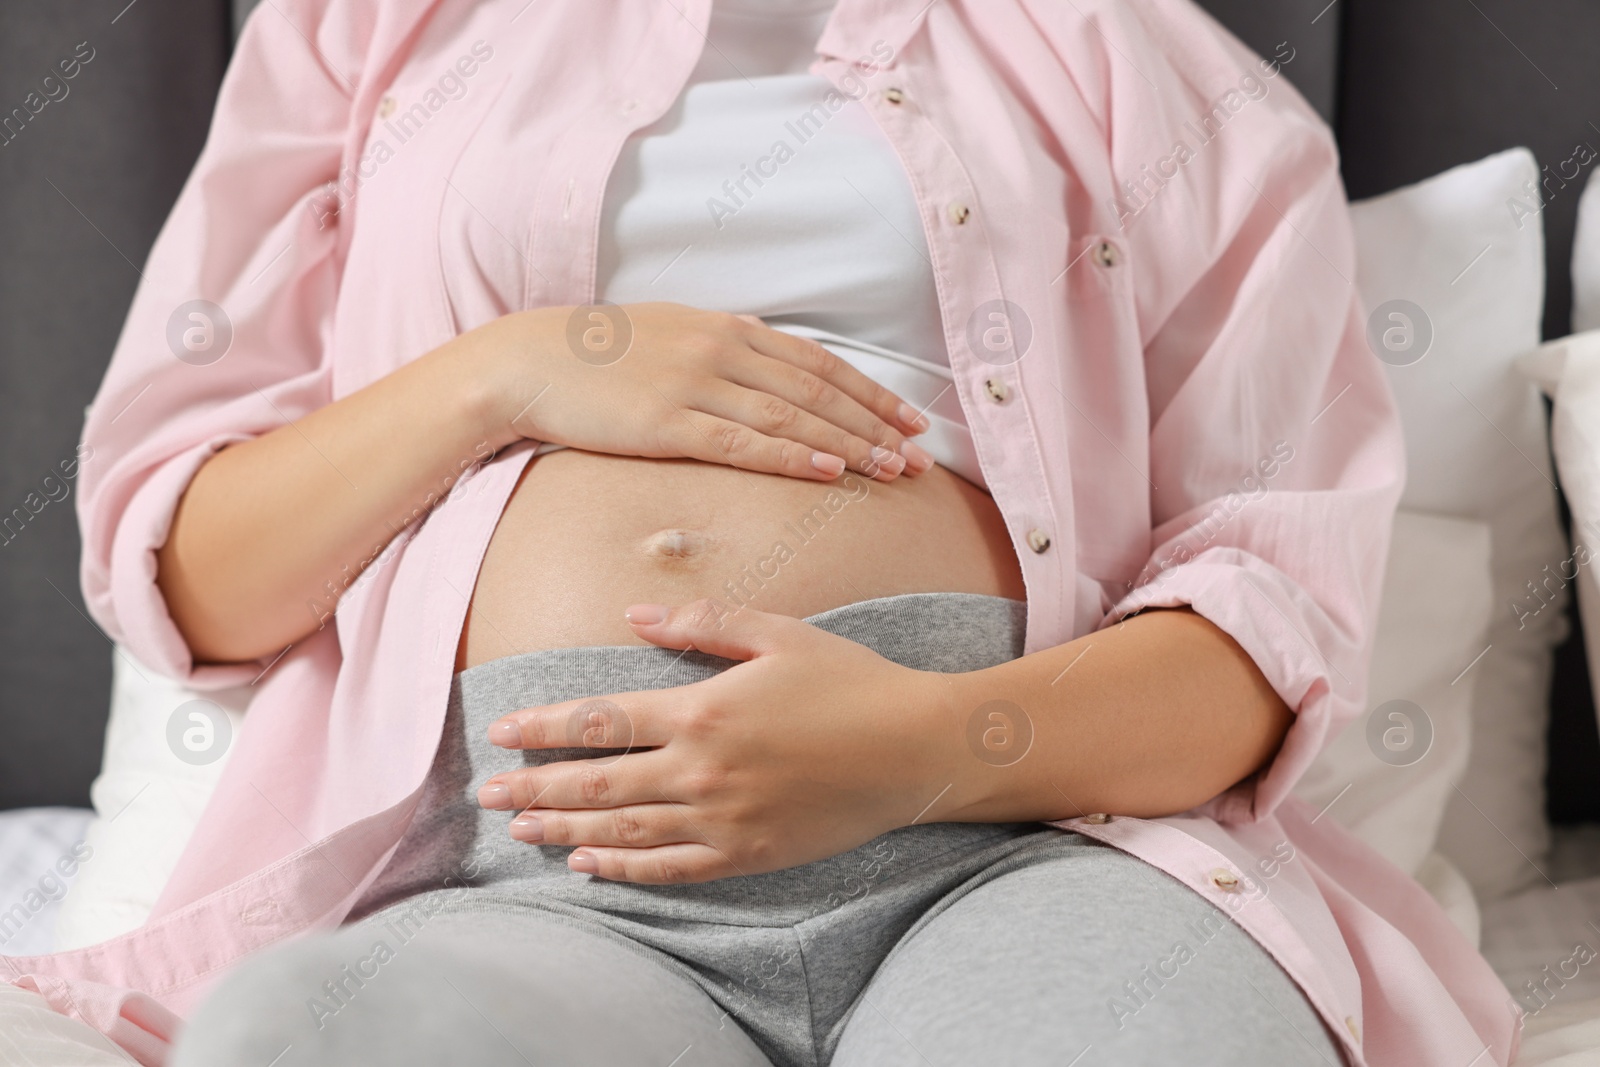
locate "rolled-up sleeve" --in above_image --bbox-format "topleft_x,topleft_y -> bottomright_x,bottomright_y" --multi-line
77,0 -> 366,686
1080,1 -> 1408,822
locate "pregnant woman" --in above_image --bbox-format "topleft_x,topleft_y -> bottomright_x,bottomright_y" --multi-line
11,0 -> 1514,1065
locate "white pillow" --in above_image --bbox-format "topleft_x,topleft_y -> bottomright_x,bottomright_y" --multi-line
1294,509 -> 1492,880
51,651 -> 249,950
1550,172 -> 1600,763
1573,170 -> 1600,335
1518,329 -> 1600,764
1350,147 -> 1569,903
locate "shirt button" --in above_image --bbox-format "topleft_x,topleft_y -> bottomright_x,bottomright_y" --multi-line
984,377 -> 1008,403
1026,528 -> 1051,553
883,86 -> 906,105
1084,812 -> 1111,824
1344,1016 -> 1361,1043
377,95 -> 397,119
1209,867 -> 1242,891
1093,240 -> 1121,268
618,98 -> 638,115
948,202 -> 971,225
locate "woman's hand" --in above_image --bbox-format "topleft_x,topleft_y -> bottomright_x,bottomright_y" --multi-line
473,600 -> 957,883
456,302 -> 935,482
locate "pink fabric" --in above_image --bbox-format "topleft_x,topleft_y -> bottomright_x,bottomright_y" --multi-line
19,0 -> 1519,1063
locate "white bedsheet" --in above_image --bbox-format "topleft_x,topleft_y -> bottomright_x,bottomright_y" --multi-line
0,808 -> 93,960
1482,826 -> 1600,1066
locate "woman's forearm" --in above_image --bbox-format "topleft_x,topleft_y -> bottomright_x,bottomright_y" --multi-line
154,301 -> 935,666
157,336 -> 516,665
934,606 -> 1293,822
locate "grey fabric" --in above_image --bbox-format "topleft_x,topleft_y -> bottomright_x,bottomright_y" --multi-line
1192,0 -> 1340,125
0,0 -> 227,807
350,591 -> 1032,918
173,840 -> 1342,1067
173,593 -> 1339,1067
174,907 -> 778,1067
1335,0 -> 1600,342
827,841 -> 1343,1066
232,0 -> 259,41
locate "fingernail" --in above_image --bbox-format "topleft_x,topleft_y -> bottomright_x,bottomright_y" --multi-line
810,451 -> 846,477
488,721 -> 522,747
870,446 -> 906,475
625,603 -> 669,625
569,850 -> 599,874
899,439 -> 935,473
898,402 -> 931,433
509,814 -> 544,841
477,782 -> 512,810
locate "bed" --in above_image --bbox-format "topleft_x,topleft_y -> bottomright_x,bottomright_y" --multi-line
0,809 -> 91,960
1486,829 -> 1600,1065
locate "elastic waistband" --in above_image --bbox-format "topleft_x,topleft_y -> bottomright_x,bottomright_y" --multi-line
452,591 -> 1026,691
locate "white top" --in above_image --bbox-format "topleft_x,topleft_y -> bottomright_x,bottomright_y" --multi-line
563,0 -> 984,486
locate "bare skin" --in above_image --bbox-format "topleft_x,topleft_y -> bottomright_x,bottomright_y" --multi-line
155,300 -> 1291,884
457,452 -> 1023,668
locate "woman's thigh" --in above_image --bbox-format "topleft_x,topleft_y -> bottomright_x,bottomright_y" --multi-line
171,906 -> 774,1067
829,840 -> 1346,1067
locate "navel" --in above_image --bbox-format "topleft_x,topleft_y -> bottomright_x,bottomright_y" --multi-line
642,527 -> 713,562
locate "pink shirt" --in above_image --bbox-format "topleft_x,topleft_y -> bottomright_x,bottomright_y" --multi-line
22,1 -> 1519,1063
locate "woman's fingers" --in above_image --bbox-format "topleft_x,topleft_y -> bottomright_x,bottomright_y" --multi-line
487,695 -> 671,751
571,843 -> 735,884
507,802 -> 703,849
740,324 -> 932,440
658,410 -> 887,481
699,382 -> 921,481
504,797 -> 738,882
479,748 -> 679,812
725,360 -> 933,479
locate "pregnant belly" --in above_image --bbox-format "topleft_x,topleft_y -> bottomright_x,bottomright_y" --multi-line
455,450 -> 1026,670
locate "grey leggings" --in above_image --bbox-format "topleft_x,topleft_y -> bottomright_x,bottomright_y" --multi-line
172,593 -> 1344,1066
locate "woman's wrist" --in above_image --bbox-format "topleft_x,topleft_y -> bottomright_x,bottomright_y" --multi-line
873,665 -> 994,830
915,666 -> 1006,824
441,306 -> 568,451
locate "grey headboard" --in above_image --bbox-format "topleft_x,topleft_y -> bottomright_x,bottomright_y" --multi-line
0,0 -> 229,808
2,0 -> 1596,820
